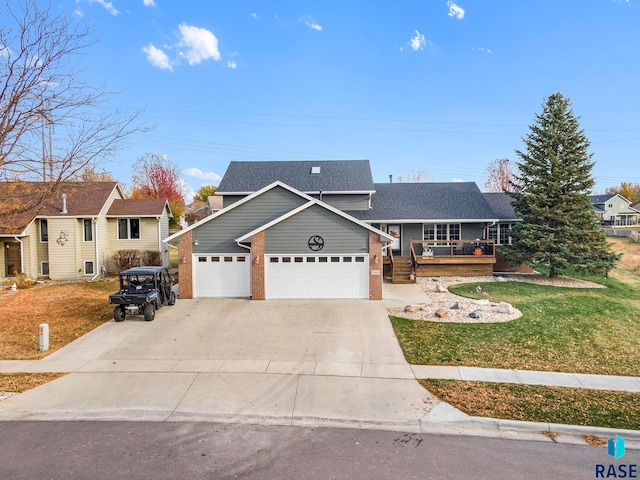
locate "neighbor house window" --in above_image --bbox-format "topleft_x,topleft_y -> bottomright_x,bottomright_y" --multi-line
40,219 -> 48,242
41,262 -> 49,277
83,219 -> 93,242
117,218 -> 140,240
84,261 -> 94,275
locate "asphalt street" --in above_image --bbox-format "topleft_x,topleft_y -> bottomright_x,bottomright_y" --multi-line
0,421 -> 615,480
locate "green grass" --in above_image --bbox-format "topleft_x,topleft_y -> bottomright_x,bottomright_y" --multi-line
422,380 -> 640,430
391,277 -> 640,375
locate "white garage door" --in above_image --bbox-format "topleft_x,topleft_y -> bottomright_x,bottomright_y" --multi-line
266,254 -> 369,299
194,254 -> 250,298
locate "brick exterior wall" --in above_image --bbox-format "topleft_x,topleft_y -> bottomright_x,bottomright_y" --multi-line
251,231 -> 265,300
178,230 -> 193,299
368,231 -> 383,300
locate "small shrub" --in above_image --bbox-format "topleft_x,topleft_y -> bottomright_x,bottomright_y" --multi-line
142,250 -> 162,266
15,274 -> 36,289
112,250 -> 142,273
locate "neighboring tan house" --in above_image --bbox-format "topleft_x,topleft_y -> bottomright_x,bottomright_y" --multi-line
165,160 -> 521,300
0,182 -> 171,282
590,194 -> 639,226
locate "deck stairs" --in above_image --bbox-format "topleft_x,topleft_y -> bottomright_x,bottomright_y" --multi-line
391,256 -> 416,284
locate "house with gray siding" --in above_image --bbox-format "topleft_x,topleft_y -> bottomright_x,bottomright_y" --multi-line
166,160 -> 523,299
165,181 -> 394,300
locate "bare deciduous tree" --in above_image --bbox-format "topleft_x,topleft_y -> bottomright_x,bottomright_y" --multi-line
395,170 -> 429,183
0,0 -> 143,215
483,158 -> 517,192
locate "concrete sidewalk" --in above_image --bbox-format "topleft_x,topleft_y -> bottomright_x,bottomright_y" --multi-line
411,365 -> 640,392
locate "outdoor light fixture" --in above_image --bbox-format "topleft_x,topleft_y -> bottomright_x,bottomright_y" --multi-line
180,255 -> 187,264
193,239 -> 199,246
254,255 -> 260,264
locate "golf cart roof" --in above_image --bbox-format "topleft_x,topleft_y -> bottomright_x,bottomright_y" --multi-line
118,266 -> 167,276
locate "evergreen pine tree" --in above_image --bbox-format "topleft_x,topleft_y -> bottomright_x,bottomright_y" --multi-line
503,93 -> 619,277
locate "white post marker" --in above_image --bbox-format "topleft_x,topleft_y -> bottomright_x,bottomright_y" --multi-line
39,323 -> 49,352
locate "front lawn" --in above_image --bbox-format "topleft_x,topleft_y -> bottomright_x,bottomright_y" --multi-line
422,380 -> 640,431
391,277 -> 640,376
0,280 -> 116,359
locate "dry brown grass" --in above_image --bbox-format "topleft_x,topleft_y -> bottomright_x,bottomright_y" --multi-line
421,380 -> 640,430
0,279 -> 117,359
0,373 -> 64,392
608,237 -> 640,284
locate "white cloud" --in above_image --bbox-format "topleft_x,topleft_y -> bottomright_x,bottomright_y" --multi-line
409,30 -> 428,51
183,168 -> 222,181
251,12 -> 258,20
226,60 -> 237,69
142,44 -> 172,71
301,16 -> 322,31
143,0 -> 155,6
88,0 -> 118,16
474,47 -> 492,54
177,24 -> 221,65
447,1 -> 465,19
452,178 -> 465,182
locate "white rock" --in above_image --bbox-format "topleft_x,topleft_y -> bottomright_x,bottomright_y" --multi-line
472,299 -> 490,305
498,302 -> 514,314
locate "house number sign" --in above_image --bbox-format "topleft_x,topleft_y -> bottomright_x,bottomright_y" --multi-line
308,235 -> 324,251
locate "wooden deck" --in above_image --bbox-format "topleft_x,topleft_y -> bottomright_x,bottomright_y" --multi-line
409,239 -> 496,277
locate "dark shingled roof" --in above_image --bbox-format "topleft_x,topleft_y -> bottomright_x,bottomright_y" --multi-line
348,183 -> 498,221
0,182 -> 118,235
216,160 -> 375,193
107,199 -> 170,216
590,194 -> 615,204
482,192 -> 519,220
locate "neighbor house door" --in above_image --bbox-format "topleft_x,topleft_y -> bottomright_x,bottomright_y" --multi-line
4,242 -> 21,277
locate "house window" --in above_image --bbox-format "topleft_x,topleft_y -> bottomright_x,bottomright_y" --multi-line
488,223 -> 513,245
41,262 -> 49,277
40,219 -> 48,242
608,203 -> 613,208
117,218 -> 140,240
499,224 -> 511,245
83,219 -> 93,242
423,224 -> 434,241
84,261 -> 95,275
424,224 -> 461,241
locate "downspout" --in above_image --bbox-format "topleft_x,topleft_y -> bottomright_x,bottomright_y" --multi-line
157,216 -> 162,265
91,218 -> 99,281
368,192 -> 372,209
14,237 -> 24,274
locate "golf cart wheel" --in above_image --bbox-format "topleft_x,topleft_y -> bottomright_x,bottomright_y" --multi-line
168,291 -> 176,306
143,304 -> 155,321
113,306 -> 126,322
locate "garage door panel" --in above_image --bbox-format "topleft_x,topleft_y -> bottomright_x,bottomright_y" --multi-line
266,255 -> 368,299
194,254 -> 250,298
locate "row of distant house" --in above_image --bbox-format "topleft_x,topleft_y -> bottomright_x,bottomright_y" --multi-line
1,160 -> 638,298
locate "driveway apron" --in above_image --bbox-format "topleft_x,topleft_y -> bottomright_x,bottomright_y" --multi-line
0,299 -> 435,430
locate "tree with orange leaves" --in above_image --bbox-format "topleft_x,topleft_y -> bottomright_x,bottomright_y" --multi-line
131,153 -> 185,228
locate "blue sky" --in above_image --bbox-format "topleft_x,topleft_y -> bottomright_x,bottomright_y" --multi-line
69,0 -> 639,199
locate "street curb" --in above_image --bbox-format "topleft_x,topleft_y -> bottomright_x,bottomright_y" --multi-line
420,415 -> 640,448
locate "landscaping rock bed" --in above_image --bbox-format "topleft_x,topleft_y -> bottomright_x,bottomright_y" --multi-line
387,274 -> 603,323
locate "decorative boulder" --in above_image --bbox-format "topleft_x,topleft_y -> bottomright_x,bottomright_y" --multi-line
418,304 -> 427,311
498,302 -> 515,314
435,284 -> 447,293
404,305 -> 418,313
495,276 -> 508,282
435,308 -> 448,318
450,303 -> 460,310
469,310 -> 482,319
473,299 -> 490,305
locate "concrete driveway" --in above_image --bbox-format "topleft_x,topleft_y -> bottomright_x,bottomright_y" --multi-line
0,299 -> 436,430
